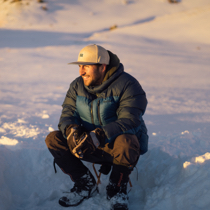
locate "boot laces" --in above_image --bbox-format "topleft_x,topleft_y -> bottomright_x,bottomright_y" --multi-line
107,181 -> 127,199
71,172 -> 94,193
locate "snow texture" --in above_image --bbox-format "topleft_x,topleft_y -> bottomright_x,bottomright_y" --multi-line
0,0 -> 210,209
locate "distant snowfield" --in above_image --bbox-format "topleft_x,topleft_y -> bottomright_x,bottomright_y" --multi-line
0,0 -> 210,210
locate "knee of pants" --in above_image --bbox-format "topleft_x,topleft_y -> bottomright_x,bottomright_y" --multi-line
112,134 -> 140,166
45,130 -> 70,159
45,131 -> 57,148
45,130 -> 66,150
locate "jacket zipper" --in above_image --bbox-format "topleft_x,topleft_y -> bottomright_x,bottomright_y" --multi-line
97,100 -> 103,126
90,101 -> 94,126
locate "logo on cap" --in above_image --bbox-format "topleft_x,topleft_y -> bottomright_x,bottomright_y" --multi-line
80,53 -> 83,57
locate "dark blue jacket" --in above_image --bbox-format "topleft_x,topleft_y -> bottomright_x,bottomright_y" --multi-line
58,52 -> 148,154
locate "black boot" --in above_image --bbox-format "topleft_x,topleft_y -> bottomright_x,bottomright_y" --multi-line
106,165 -> 131,210
59,170 -> 98,207
107,181 -> 128,210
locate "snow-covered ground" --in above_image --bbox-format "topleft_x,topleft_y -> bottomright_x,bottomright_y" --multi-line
0,0 -> 210,209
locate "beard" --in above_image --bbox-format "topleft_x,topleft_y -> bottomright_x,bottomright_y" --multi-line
82,66 -> 103,87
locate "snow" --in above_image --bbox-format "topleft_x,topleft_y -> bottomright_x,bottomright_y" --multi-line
0,0 -> 210,209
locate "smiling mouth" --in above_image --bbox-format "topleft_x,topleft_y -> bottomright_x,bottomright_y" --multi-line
82,76 -> 89,80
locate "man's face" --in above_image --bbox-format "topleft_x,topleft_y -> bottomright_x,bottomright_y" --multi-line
79,64 -> 105,86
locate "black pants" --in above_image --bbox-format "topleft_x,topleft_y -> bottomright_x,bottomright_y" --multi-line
45,131 -> 140,181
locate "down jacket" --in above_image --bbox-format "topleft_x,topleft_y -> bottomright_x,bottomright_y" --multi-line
58,51 -> 149,154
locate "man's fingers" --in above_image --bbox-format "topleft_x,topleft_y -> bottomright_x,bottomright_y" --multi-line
72,133 -> 88,158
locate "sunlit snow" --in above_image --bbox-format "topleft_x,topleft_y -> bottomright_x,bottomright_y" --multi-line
0,0 -> 210,210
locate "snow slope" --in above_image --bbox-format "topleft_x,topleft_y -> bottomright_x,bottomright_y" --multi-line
0,0 -> 210,209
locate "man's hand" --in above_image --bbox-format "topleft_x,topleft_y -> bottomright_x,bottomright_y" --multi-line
65,124 -> 84,153
72,128 -> 106,158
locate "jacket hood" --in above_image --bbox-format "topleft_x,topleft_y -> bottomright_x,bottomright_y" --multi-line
102,50 -> 120,82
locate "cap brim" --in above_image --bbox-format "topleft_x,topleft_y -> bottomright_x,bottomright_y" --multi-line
68,61 -> 99,65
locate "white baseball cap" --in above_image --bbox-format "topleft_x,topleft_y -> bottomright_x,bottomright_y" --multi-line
69,44 -> 110,65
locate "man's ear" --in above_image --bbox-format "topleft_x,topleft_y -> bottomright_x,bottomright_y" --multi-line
101,64 -> 107,73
